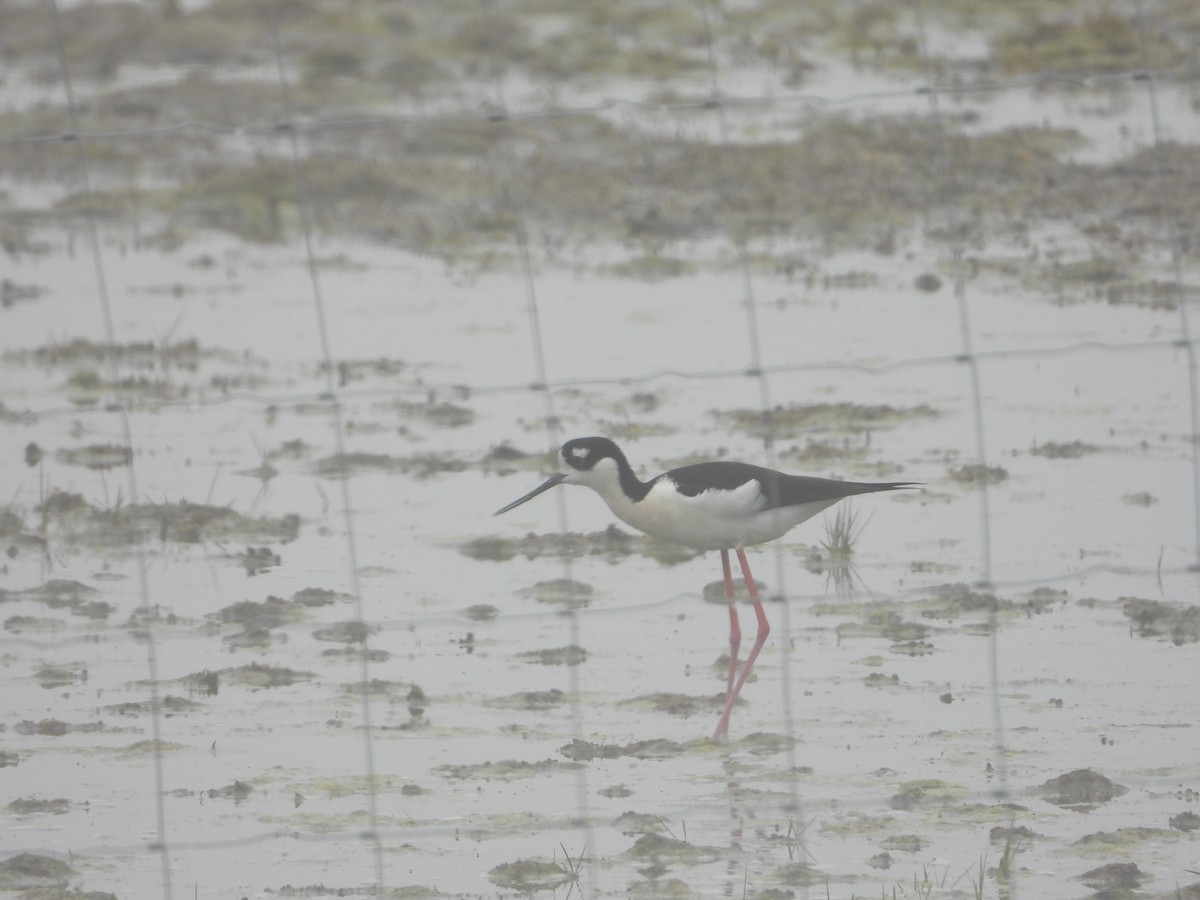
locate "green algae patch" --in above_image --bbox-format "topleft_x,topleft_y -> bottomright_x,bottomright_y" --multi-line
293,774 -> 394,800
992,10 -> 1177,75
948,464 -> 1009,487
39,498 -> 300,549
888,778 -> 964,810
1077,862 -> 1148,892
15,719 -> 104,737
460,526 -> 639,562
714,402 -> 938,438
7,797 -> 70,816
517,645 -> 588,666
819,811 -> 898,839
434,759 -> 583,780
211,595 -> 318,630
1074,827 -> 1177,855
774,862 -> 825,887
614,811 -> 668,835
737,732 -> 797,756
601,254 -> 696,280
492,859 -> 576,897
458,536 -> 518,562
55,444 -> 132,470
626,833 -> 721,863
518,578 -> 594,608
488,859 -> 572,892
0,853 -> 74,889
882,833 -> 927,853
617,692 -> 725,718
1123,598 -> 1200,645
1035,769 -> 1128,809
560,738 -> 689,761
117,739 -> 186,758
918,582 -> 1009,619
180,663 -> 314,693
103,695 -> 202,717
1029,440 -> 1099,459
485,689 -> 566,711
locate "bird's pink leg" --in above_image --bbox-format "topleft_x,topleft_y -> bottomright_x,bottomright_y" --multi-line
713,546 -> 771,740
715,549 -> 741,738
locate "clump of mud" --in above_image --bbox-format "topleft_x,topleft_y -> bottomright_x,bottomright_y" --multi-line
460,525 -> 638,562
0,853 -> 73,890
37,492 -> 299,548
1123,598 -> 1200,644
1034,769 -> 1127,810
488,859 -> 572,892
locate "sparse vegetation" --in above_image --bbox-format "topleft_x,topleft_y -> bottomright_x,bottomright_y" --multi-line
1,2 -> 1195,897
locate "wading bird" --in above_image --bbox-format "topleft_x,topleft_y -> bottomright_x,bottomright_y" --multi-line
495,436 -> 917,739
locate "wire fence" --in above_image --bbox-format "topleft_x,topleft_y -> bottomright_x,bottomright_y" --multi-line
3,0 -> 1199,897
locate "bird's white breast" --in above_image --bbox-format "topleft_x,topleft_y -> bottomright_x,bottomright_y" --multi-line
600,477 -> 839,551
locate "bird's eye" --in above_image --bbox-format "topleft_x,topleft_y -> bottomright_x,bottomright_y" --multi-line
564,446 -> 590,468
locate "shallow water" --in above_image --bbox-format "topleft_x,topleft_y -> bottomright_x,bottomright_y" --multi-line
3,2 -> 1200,898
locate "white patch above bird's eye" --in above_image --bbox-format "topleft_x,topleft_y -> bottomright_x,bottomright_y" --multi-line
568,446 -> 589,460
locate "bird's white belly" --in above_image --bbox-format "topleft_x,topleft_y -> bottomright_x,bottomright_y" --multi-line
602,480 -> 839,551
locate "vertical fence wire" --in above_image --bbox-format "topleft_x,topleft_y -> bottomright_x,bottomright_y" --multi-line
480,1 -> 594,885
45,1 -> 174,897
264,1 -> 385,887
699,2 -> 807,869
911,0 -> 1012,831
1135,0 -> 1200,572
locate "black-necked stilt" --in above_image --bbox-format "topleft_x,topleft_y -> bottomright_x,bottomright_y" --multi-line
495,436 -> 918,739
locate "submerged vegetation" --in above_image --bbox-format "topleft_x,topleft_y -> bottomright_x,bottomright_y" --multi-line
0,0 -> 1197,281
1,3 -> 1196,898
32,491 -> 300,547
714,401 -> 938,439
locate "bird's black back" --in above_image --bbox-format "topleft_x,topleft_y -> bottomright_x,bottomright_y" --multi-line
661,461 -> 916,510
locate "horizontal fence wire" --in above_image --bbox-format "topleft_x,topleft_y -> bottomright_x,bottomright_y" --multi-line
4,337 -> 1196,423
3,66 -> 1200,148
2,1 -> 1198,898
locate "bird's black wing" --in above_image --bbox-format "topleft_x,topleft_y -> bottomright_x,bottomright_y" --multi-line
663,461 -> 917,510
660,462 -> 766,496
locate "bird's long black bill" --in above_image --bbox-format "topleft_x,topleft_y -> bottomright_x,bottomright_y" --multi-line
493,472 -> 566,516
